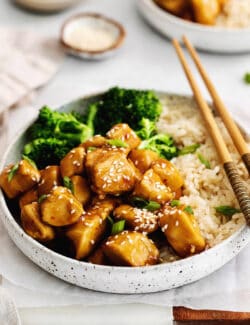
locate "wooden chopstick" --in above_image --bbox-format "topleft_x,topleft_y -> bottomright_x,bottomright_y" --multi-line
182,35 -> 250,175
172,39 -> 250,225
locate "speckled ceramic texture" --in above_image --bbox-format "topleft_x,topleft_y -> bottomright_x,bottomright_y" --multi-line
0,92 -> 250,294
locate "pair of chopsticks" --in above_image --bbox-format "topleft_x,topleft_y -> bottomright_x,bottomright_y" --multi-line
172,36 -> 250,225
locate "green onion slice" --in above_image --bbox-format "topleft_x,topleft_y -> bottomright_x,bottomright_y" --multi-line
63,176 -> 74,194
38,194 -> 47,204
130,196 -> 160,211
111,220 -> 125,235
8,163 -> 19,182
107,139 -> 128,148
22,155 -> 37,169
87,146 -> 97,152
197,153 -> 211,169
184,206 -> 194,214
215,205 -> 241,217
107,216 -> 114,226
170,200 -> 181,207
178,144 -> 200,156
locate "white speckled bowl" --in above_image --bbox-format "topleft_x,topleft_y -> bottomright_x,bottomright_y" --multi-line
137,0 -> 250,53
0,92 -> 250,294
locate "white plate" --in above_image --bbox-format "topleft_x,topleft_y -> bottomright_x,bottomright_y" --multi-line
0,92 -> 249,294
137,0 -> 250,53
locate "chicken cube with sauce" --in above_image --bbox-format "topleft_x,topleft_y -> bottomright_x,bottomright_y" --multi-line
114,205 -> 159,234
106,123 -> 141,150
103,231 -> 159,266
40,186 -> 83,226
159,204 -> 205,257
60,147 -> 86,178
19,188 -> 38,210
0,160 -> 40,199
86,148 -> 138,195
129,149 -> 159,174
151,158 -> 184,193
21,202 -> 55,242
70,175 -> 91,206
133,169 -> 173,204
191,0 -> 220,25
38,165 -> 61,196
66,199 -> 116,260
81,135 -> 107,150
155,0 -> 188,15
88,246 -> 110,265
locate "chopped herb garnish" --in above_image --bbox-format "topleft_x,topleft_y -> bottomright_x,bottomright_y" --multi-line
87,146 -> 97,152
178,144 -> 200,156
145,201 -> 161,211
8,163 -> 19,182
111,220 -> 125,235
244,73 -> 250,84
197,153 -> 211,169
130,196 -> 160,211
184,206 -> 194,214
107,215 -> 114,226
22,155 -> 37,169
215,206 -> 241,217
170,200 -> 181,207
107,139 -> 128,148
38,194 -> 47,204
63,176 -> 74,193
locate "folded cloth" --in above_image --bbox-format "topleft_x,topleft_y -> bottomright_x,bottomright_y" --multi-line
0,27 -> 65,114
0,281 -> 21,325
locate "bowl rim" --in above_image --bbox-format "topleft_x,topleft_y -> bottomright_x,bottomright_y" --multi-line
60,12 -> 126,55
0,90 -> 249,273
139,0 -> 250,33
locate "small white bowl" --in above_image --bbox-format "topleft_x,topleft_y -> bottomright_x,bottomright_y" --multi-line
60,13 -> 126,60
137,0 -> 250,53
15,0 -> 80,12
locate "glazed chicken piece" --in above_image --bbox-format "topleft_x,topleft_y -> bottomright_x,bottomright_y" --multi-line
60,147 -> 86,178
159,204 -> 205,257
106,123 -> 141,150
155,0 -> 188,15
19,188 -> 38,210
114,205 -> 159,234
129,149 -> 159,174
103,231 -> 159,266
38,165 -> 61,196
66,199 -> 117,260
81,135 -> 107,150
70,175 -> 91,206
191,0 -> 220,25
151,158 -> 184,193
0,160 -> 40,199
133,169 -> 173,204
88,246 -> 110,265
21,202 -> 55,242
86,148 -> 138,195
40,186 -> 83,226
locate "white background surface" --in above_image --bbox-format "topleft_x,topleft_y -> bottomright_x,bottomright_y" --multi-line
1,0 -> 250,323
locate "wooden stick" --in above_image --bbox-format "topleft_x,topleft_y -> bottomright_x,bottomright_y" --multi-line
172,39 -> 250,225
182,35 -> 250,175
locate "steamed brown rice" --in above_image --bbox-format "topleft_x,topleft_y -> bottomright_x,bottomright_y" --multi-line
157,95 -> 249,262
216,0 -> 250,28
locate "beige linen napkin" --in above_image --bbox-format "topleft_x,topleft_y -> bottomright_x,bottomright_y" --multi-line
0,27 -> 65,113
0,27 -> 65,323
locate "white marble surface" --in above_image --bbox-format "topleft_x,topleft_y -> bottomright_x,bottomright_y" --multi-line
1,0 -> 250,323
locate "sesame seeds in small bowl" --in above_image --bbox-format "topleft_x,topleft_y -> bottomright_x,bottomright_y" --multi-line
60,13 -> 126,60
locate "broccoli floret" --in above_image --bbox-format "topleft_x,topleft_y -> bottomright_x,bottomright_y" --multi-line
136,118 -> 157,140
29,106 -> 93,145
23,138 -> 72,169
87,87 -> 162,134
137,118 -> 178,160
